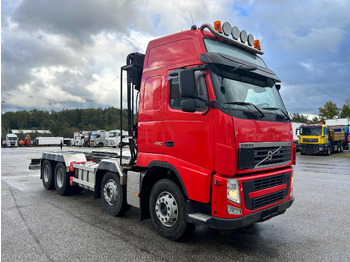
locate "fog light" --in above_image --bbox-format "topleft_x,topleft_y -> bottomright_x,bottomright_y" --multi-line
228,205 -> 242,215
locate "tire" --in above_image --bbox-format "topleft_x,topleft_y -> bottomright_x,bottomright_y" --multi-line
101,172 -> 130,216
326,146 -> 331,155
98,142 -> 103,147
301,152 -> 306,155
54,162 -> 71,195
42,160 -> 55,190
149,179 -> 193,240
340,143 -> 343,152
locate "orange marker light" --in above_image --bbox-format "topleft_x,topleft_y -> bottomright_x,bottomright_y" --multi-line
214,20 -> 222,33
254,40 -> 261,50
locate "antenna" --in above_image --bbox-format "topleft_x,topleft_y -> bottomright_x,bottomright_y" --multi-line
190,10 -> 197,30
190,10 -> 194,25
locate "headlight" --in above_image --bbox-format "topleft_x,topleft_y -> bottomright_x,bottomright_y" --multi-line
227,178 -> 240,204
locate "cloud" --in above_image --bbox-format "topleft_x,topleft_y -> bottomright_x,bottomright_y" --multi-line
1,0 -> 350,116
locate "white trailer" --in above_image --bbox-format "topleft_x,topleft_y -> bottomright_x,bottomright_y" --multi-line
325,118 -> 350,126
34,137 -> 63,146
3,134 -> 18,147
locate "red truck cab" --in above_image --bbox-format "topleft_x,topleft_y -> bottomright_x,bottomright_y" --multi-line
126,22 -> 295,238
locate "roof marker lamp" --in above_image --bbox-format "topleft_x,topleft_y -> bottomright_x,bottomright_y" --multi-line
214,20 -> 222,33
227,178 -> 241,204
222,22 -> 232,36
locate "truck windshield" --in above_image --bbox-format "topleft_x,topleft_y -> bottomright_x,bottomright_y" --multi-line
91,134 -> 97,138
8,137 -> 17,140
300,126 -> 322,136
109,132 -> 117,137
209,65 -> 288,122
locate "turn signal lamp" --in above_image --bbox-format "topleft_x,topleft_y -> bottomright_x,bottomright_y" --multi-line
254,39 -> 261,50
214,20 -> 222,33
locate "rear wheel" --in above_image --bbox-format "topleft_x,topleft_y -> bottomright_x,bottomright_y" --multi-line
42,160 -> 54,190
54,162 -> 71,195
149,179 -> 193,240
101,172 -> 130,216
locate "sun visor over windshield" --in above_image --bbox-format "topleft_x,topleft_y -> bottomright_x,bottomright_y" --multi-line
200,52 -> 280,82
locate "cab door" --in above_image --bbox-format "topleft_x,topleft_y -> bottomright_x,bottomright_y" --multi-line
163,69 -> 213,202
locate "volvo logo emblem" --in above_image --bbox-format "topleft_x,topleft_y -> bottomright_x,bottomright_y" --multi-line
256,146 -> 283,167
267,151 -> 274,160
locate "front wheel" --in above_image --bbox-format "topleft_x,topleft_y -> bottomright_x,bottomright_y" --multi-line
149,179 -> 193,240
101,172 -> 130,216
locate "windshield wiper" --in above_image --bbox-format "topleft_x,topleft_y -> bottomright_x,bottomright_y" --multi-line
224,102 -> 265,117
262,107 -> 290,120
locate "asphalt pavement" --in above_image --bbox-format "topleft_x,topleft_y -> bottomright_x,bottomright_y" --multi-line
1,147 -> 350,261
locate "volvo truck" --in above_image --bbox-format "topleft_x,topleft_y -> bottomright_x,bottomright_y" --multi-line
30,21 -> 295,240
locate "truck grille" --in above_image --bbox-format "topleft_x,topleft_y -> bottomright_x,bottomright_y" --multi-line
303,138 -> 318,143
254,174 -> 285,191
243,172 -> 290,210
238,142 -> 291,170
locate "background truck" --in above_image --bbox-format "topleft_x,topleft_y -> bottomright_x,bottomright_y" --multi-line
298,124 -> 345,155
107,130 -> 128,147
325,118 -> 350,148
30,20 -> 295,240
90,130 -> 108,147
292,122 -> 302,148
3,134 -> 18,147
83,132 -> 92,147
34,137 -> 64,146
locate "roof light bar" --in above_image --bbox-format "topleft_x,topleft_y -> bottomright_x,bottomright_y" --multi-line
199,21 -> 264,55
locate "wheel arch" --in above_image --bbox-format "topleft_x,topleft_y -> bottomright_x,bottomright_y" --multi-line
94,160 -> 126,199
139,161 -> 187,221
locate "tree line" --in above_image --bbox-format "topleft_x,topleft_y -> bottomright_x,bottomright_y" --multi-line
2,99 -> 349,139
1,107 -> 131,140
290,99 -> 350,124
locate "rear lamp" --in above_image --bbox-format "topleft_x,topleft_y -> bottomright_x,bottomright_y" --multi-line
214,20 -> 222,33
222,22 -> 232,36
240,30 -> 247,43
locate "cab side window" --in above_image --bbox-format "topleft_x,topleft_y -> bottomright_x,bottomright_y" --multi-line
169,70 -> 208,111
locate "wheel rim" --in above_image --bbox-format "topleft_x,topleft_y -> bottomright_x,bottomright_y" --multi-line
43,165 -> 50,183
103,179 -> 118,205
56,168 -> 64,188
155,191 -> 178,227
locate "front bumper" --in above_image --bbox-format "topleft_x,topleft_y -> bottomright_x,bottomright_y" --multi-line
187,197 -> 294,231
299,143 -> 325,154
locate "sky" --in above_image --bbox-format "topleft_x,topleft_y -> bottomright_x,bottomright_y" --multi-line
1,0 -> 350,116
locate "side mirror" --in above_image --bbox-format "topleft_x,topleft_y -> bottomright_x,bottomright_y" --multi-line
276,84 -> 281,91
181,99 -> 196,113
179,69 -> 196,98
